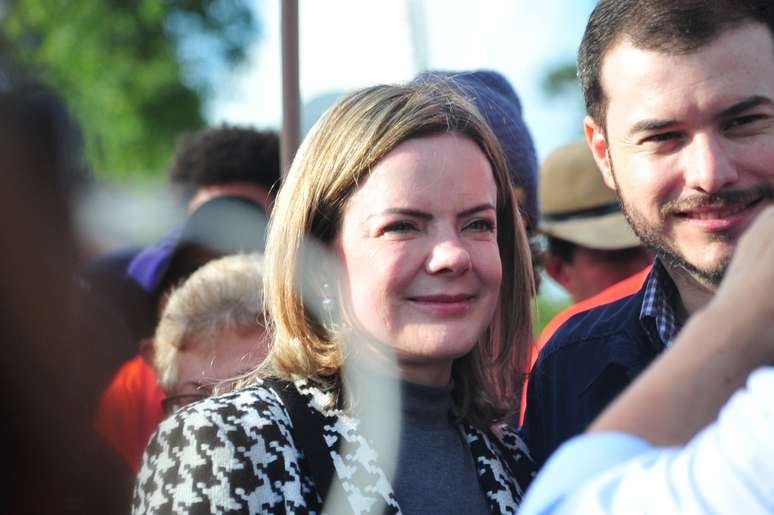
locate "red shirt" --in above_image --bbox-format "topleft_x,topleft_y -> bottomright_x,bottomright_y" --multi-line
95,355 -> 166,472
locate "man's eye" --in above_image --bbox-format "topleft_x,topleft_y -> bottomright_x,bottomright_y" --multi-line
643,131 -> 681,143
725,114 -> 767,131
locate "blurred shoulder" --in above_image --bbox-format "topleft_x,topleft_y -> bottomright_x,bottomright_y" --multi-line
132,381 -> 315,514
164,380 -> 290,434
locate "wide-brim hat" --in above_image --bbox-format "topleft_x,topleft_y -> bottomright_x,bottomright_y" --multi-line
539,139 -> 641,250
540,210 -> 641,250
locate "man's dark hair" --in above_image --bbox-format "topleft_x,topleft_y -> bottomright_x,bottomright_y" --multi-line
168,125 -> 280,193
578,0 -> 774,130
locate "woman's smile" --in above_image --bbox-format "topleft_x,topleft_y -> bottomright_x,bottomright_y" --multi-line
406,293 -> 477,316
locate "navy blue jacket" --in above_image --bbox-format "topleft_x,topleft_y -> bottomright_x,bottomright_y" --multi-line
520,282 -> 666,468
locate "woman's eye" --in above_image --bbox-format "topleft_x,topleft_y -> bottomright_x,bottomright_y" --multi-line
464,219 -> 495,232
383,221 -> 417,233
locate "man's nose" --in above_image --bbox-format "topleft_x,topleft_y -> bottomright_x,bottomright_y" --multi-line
683,135 -> 738,193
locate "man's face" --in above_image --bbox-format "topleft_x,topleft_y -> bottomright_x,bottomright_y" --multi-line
551,246 -> 652,303
586,23 -> 774,287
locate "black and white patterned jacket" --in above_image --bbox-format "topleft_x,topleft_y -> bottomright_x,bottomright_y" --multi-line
132,378 -> 535,514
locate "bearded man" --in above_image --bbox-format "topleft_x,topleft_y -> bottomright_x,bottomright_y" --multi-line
521,0 -> 774,468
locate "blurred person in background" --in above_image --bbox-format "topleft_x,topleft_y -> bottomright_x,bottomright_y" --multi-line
82,126 -> 279,370
538,139 -> 651,304
133,80 -> 537,514
89,124 -> 279,474
170,126 -> 280,213
150,253 -> 269,416
0,62 -> 131,514
95,196 -> 269,473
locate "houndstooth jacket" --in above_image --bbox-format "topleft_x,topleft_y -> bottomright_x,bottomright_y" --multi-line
132,378 -> 535,514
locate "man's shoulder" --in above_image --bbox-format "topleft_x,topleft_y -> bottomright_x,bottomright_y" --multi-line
540,284 -> 647,362
537,266 -> 652,348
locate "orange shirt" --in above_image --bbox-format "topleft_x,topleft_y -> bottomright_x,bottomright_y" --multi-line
520,266 -> 652,425
95,355 -> 166,472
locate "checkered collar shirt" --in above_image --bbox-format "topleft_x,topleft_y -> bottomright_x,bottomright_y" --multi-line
640,259 -> 684,347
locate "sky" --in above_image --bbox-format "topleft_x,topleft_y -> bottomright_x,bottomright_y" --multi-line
210,0 -> 597,162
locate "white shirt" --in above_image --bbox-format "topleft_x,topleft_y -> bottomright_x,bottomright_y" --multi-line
520,367 -> 774,515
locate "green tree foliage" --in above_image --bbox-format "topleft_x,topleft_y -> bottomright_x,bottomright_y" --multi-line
533,293 -> 571,337
1,0 -> 258,178
541,60 -> 585,139
542,62 -> 579,97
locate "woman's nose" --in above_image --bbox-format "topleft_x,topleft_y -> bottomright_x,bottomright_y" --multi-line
426,238 -> 472,275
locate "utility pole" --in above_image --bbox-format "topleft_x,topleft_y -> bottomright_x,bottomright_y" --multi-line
280,0 -> 300,179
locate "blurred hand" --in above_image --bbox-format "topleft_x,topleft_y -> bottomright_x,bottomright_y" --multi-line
707,205 -> 774,360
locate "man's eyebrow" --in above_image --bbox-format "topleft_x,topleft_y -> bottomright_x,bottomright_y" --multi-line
628,118 -> 679,137
715,95 -> 773,119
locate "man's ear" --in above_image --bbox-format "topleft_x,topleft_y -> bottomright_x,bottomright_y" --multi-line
584,115 -> 616,191
139,337 -> 155,366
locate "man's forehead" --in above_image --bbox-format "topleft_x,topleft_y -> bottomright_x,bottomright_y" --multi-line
600,24 -> 774,130
600,22 -> 774,84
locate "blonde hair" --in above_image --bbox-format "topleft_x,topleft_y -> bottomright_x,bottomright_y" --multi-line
258,81 -> 534,426
153,253 -> 264,392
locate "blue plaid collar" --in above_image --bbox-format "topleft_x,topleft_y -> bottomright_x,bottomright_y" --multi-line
640,259 -> 684,347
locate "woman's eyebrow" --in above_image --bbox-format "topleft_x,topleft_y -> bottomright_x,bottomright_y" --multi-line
457,203 -> 496,218
367,203 -> 495,221
369,208 -> 432,220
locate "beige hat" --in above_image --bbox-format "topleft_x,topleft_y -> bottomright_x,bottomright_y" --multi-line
539,139 -> 641,250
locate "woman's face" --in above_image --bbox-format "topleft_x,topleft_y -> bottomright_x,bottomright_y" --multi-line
334,132 -> 502,385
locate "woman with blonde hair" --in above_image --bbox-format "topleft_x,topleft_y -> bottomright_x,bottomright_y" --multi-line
133,80 -> 536,514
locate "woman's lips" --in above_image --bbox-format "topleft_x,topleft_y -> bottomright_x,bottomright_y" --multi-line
407,294 -> 475,316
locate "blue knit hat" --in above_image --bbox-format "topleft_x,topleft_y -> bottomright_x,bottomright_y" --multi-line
412,70 -> 539,230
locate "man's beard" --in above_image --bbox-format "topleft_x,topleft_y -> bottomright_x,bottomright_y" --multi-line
609,160 -> 774,287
